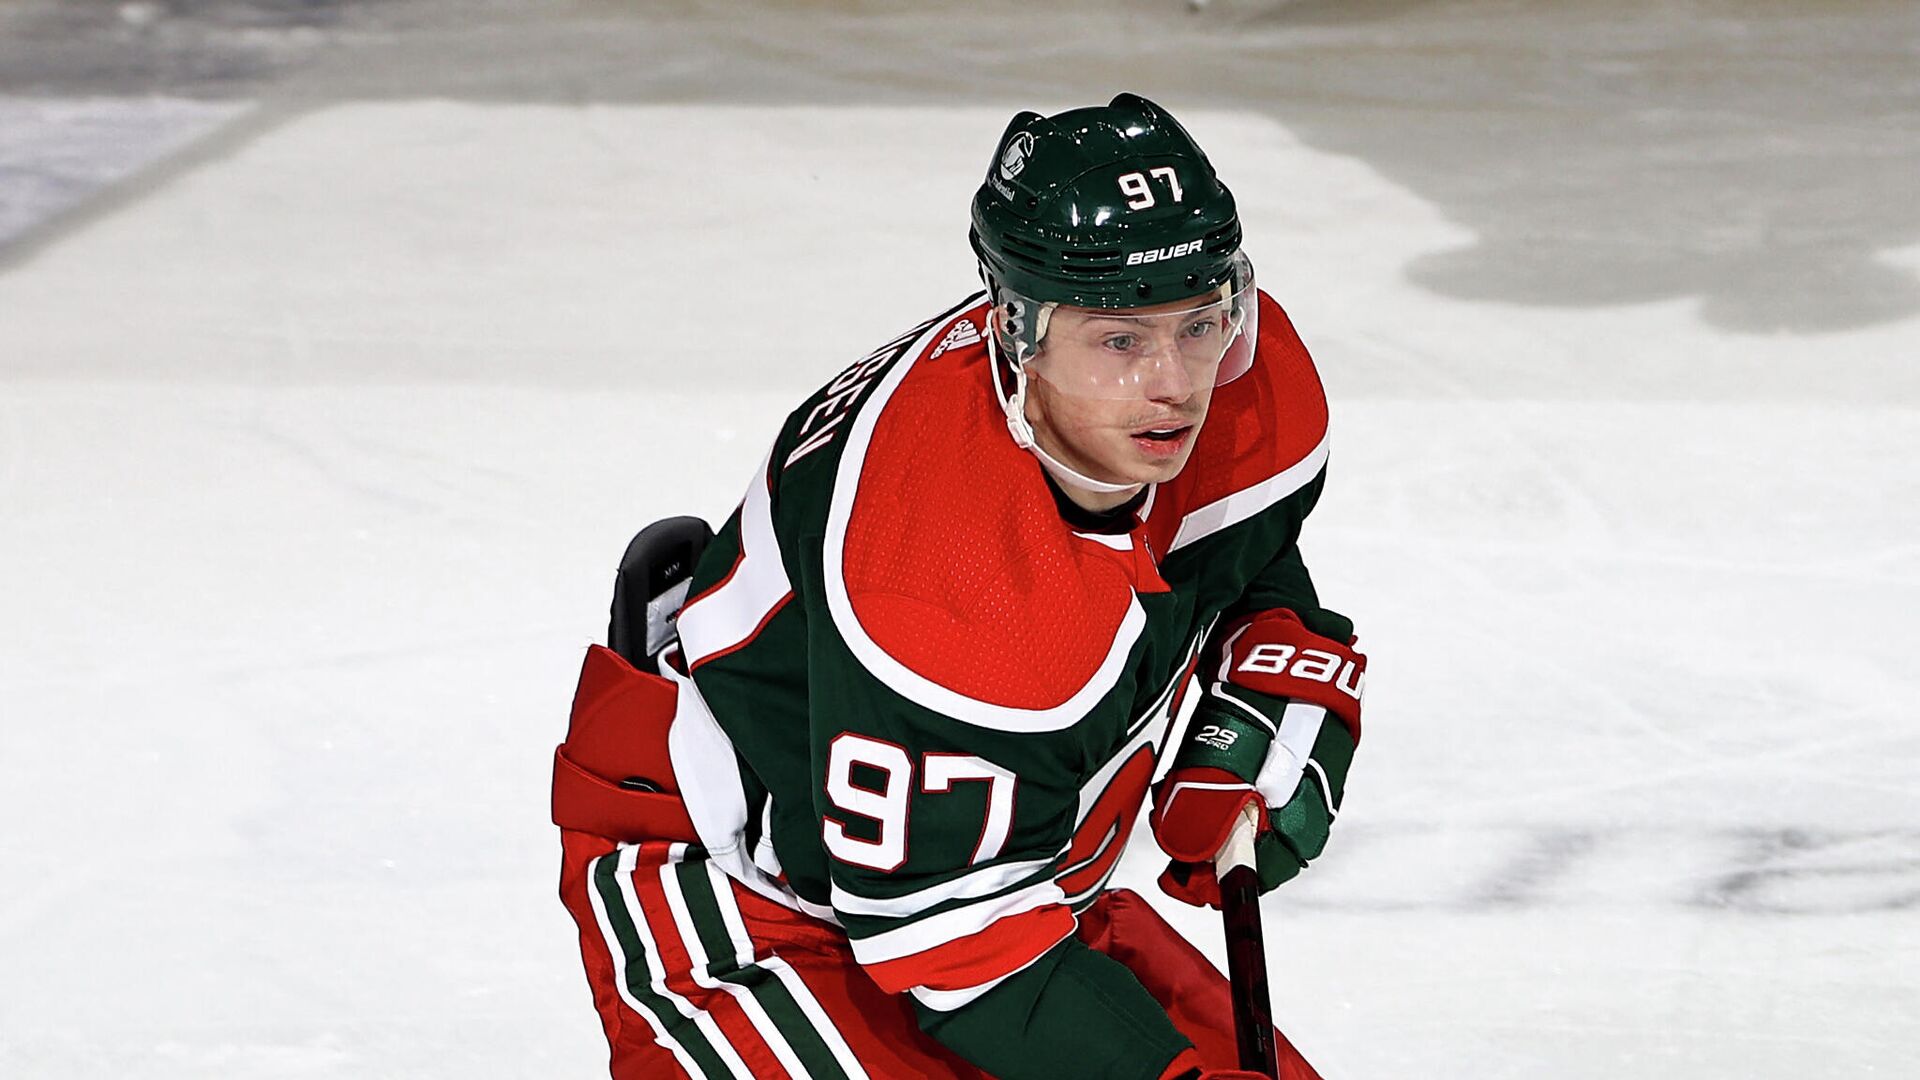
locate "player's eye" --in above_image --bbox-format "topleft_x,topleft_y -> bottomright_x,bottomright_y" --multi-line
1182,316 -> 1220,338
1102,333 -> 1139,353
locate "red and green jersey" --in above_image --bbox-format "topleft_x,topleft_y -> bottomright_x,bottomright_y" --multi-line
671,290 -> 1339,1078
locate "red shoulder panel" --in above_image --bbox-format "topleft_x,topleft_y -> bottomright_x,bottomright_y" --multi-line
1148,292 -> 1329,549
841,310 -> 1138,712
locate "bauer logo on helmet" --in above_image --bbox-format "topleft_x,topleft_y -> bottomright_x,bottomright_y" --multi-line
1124,239 -> 1206,266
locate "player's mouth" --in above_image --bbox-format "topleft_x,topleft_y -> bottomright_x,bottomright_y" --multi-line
1129,423 -> 1194,458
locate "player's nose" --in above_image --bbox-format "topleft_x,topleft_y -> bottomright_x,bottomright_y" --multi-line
1138,340 -> 1197,403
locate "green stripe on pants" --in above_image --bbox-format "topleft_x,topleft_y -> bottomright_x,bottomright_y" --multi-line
673,859 -> 854,1080
591,850 -> 736,1079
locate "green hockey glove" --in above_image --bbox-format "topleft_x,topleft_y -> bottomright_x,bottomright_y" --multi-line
1149,609 -> 1364,908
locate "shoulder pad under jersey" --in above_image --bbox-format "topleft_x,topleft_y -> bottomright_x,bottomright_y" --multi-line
820,301 -> 1149,733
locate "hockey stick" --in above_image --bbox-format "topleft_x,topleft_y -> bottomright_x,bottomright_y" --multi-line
1217,802 -> 1279,1078
608,515 -> 712,673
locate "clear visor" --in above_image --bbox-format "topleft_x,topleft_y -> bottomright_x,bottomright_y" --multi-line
992,253 -> 1257,401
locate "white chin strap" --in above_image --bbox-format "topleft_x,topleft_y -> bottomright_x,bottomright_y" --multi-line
989,334 -> 1143,497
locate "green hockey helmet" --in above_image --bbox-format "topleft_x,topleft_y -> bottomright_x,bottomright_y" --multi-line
970,94 -> 1257,390
972,93 -> 1242,306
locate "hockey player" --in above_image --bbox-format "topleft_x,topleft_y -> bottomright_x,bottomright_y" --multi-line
552,94 -> 1366,1080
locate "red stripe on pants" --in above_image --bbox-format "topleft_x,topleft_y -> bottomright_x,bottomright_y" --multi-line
557,831 -> 695,1080
559,831 -> 1322,1079
625,843 -> 796,1079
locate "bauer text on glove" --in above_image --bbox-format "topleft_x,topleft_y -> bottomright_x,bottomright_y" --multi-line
1149,608 -> 1363,907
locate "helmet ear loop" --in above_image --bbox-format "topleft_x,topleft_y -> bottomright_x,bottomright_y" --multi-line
1223,281 -> 1248,346
1006,366 -> 1035,450
991,299 -> 1054,451
992,309 -> 1140,497
1212,254 -> 1258,387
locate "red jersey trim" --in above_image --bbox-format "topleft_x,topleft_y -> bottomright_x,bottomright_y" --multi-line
687,591 -> 794,674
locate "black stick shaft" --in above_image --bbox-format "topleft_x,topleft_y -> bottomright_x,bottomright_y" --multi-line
1220,863 -> 1279,1078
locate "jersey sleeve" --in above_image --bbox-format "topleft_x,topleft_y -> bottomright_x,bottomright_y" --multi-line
1228,465 -> 1356,643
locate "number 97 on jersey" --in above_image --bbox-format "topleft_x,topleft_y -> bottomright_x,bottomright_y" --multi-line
821,733 -> 1017,873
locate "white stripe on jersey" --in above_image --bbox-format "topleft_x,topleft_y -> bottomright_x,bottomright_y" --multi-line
829,856 -> 1056,919
660,664 -> 752,861
658,665 -> 840,924
1168,429 -> 1331,552
679,448 -> 792,667
1059,625 -> 1209,907
1074,623 -> 1201,834
844,877 -> 1065,966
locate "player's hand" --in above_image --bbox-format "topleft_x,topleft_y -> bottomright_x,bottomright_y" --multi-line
1148,608 -> 1363,909
1150,747 -> 1342,907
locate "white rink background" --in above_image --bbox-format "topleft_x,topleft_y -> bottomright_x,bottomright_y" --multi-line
3,5 -> 1918,1078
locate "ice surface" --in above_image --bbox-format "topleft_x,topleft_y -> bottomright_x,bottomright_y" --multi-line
2,3 -> 1916,1078
0,97 -> 249,249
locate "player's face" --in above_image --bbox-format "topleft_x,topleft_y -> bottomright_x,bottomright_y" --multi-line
1023,295 -> 1224,504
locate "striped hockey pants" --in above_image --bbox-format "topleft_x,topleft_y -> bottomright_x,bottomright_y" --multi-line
558,833 -> 1321,1079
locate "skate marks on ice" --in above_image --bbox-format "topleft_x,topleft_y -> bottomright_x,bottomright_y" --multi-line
1281,821 -> 1920,915
1698,828 -> 1920,915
